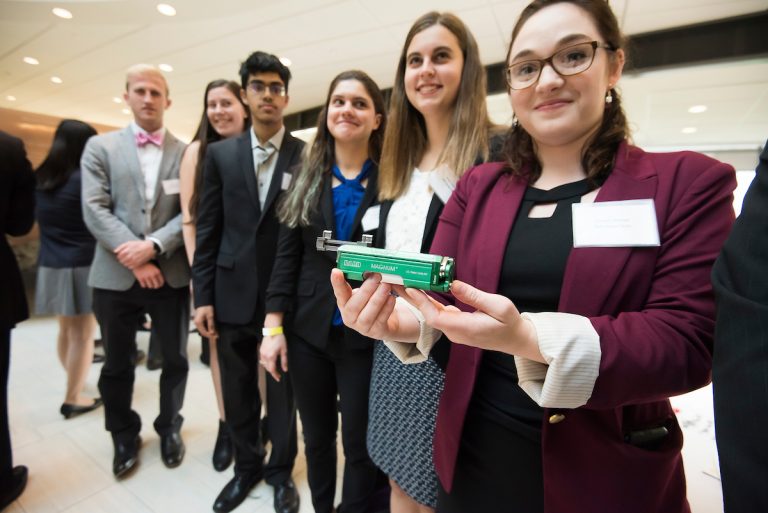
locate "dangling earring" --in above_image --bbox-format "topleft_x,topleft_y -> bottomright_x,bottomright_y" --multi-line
605,88 -> 613,104
512,114 -> 519,129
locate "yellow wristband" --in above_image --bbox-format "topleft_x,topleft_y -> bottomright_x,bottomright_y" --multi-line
262,326 -> 284,337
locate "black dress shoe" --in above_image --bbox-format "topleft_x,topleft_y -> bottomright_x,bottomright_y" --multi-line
113,435 -> 141,478
60,398 -> 103,419
161,431 -> 185,468
273,478 -> 299,513
213,471 -> 263,513
0,465 -> 28,510
212,420 -> 233,472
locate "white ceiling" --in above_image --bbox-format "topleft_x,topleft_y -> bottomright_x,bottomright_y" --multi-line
1,0 -> 767,150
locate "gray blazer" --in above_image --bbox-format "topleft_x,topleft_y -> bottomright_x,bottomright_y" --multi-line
81,126 -> 189,291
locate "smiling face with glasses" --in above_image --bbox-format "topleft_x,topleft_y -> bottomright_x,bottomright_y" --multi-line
506,2 -> 625,151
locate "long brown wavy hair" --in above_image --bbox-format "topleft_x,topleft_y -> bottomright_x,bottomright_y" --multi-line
278,70 -> 387,228
378,11 -> 493,200
502,0 -> 629,184
187,79 -> 249,222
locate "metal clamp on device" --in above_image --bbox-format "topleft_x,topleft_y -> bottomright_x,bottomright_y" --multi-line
316,230 -> 455,292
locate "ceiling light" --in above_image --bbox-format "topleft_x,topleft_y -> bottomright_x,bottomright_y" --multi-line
51,76 -> 63,84
681,127 -> 697,134
6,95 -> 17,101
122,108 -> 131,115
158,63 -> 173,72
23,56 -> 39,65
688,105 -> 707,114
157,4 -> 176,16
52,7 -> 73,19
112,97 -> 122,103
279,57 -> 292,67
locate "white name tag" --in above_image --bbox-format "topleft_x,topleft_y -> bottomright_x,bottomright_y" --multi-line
572,199 -> 660,248
361,205 -> 380,232
161,179 -> 180,195
281,172 -> 292,191
427,164 -> 456,204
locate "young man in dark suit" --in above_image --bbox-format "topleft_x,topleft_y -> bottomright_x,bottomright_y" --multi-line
193,51 -> 302,513
0,131 -> 35,510
712,142 -> 768,513
81,64 -> 189,479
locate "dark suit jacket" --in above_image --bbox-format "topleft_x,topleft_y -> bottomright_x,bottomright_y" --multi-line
712,142 -> 768,513
431,142 -> 736,513
265,168 -> 379,350
193,129 -> 304,325
0,131 -> 35,328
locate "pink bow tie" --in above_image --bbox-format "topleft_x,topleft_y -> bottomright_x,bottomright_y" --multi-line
135,131 -> 163,147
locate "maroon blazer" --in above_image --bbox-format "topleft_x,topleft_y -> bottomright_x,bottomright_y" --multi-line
431,142 -> 736,513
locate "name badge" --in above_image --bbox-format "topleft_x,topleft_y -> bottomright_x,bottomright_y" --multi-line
281,172 -> 292,191
161,178 -> 180,195
361,205 -> 381,232
427,164 -> 456,204
572,199 -> 660,248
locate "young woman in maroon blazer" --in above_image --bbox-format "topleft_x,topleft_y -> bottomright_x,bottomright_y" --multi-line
331,1 -> 736,512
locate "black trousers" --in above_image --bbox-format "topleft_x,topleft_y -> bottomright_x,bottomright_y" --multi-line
0,328 -> 13,492
217,320 -> 297,485
289,327 -> 377,513
93,283 -> 189,444
436,402 -> 544,513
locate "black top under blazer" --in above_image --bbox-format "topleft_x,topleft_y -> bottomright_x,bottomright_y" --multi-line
193,130 -> 305,325
265,168 -> 380,351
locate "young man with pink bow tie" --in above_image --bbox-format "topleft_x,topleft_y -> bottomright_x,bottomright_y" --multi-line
81,64 -> 190,480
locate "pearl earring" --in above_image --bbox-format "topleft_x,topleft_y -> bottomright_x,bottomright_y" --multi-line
605,88 -> 613,104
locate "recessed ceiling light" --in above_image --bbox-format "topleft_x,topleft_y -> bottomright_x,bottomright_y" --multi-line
51,76 -> 63,84
122,108 -> 131,115
279,57 -> 292,67
681,127 -> 697,134
113,97 -> 122,103
158,63 -> 173,72
23,56 -> 39,65
6,95 -> 17,101
688,105 -> 707,114
157,4 -> 176,16
52,7 -> 73,19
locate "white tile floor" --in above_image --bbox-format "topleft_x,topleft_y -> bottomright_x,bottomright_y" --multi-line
6,316 -> 724,513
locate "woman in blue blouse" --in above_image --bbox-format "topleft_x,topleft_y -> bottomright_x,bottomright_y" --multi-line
35,119 -> 102,419
261,70 -> 386,513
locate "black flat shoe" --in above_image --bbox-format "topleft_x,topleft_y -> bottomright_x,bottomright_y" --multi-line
160,431 -> 185,468
274,478 -> 299,513
0,465 -> 28,510
213,471 -> 263,513
60,398 -> 103,419
212,420 -> 233,472
113,435 -> 141,479
92,353 -> 105,363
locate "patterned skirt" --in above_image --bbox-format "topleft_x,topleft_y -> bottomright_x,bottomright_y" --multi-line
367,341 -> 445,507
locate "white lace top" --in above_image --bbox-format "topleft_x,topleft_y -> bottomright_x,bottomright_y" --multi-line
385,168 -> 433,252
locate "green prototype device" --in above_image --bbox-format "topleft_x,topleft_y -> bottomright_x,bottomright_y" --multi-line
316,230 -> 455,292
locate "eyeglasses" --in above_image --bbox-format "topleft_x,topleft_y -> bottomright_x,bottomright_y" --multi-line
506,41 -> 615,90
247,80 -> 286,97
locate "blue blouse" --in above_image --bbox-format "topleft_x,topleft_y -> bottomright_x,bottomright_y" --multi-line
331,159 -> 373,325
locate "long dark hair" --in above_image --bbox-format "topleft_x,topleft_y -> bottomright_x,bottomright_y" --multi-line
278,70 -> 387,228
502,0 -> 629,184
379,11 -> 493,200
188,79 -> 249,222
36,120 -> 97,191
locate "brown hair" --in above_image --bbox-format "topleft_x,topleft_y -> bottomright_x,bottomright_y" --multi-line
278,70 -> 387,228
502,0 -> 629,184
188,80 -> 249,222
378,11 -> 493,200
